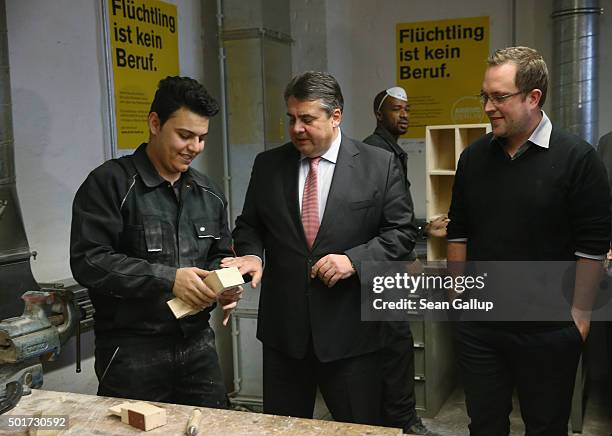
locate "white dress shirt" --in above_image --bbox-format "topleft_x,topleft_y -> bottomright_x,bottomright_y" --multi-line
298,130 -> 342,223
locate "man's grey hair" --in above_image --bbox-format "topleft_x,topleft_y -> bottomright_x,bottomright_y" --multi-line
284,71 -> 344,116
487,46 -> 548,107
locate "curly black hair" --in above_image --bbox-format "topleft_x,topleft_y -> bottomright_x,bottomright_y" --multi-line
149,76 -> 219,126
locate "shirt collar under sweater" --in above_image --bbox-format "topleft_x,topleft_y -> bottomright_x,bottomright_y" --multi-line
491,111 -> 552,159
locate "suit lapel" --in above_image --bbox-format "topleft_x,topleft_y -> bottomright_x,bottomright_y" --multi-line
313,136 -> 359,250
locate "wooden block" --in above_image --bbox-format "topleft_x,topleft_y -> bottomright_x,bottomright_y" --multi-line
28,427 -> 60,436
167,297 -> 201,319
125,402 -> 166,431
120,405 -> 131,424
203,267 -> 244,295
109,401 -> 166,431
167,267 -> 244,319
108,401 -> 131,418
108,401 -> 134,424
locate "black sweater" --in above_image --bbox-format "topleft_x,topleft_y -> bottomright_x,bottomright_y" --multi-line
447,128 -> 610,261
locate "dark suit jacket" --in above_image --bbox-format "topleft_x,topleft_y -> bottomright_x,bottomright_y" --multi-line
598,131 -> 612,240
364,126 -> 418,262
363,126 -> 409,189
233,135 -> 417,362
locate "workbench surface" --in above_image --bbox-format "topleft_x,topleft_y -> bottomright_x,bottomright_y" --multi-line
1,389 -> 402,435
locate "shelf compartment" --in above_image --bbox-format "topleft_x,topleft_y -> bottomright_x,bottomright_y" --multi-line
426,128 -> 455,172
426,174 -> 454,219
456,124 -> 490,161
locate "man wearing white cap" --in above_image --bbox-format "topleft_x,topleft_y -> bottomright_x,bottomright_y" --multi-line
364,88 -> 440,435
364,87 -> 411,187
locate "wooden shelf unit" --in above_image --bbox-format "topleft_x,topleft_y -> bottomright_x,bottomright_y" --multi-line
414,123 -> 490,418
425,123 -> 491,261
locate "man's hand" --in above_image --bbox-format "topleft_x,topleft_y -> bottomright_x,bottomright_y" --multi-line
425,215 -> 450,238
311,254 -> 355,287
218,286 -> 244,326
172,267 -> 217,309
219,286 -> 244,304
570,257 -> 604,342
221,256 -> 263,288
572,308 -> 590,342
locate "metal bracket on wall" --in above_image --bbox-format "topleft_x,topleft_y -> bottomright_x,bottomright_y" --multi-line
221,27 -> 293,44
551,6 -> 603,18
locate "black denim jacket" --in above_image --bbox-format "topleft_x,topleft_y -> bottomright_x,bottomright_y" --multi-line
70,144 -> 232,341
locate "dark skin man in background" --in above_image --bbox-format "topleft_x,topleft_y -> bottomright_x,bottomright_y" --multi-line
364,87 -> 442,435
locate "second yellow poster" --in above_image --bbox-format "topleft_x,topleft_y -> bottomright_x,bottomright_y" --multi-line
397,16 -> 490,138
107,0 -> 180,152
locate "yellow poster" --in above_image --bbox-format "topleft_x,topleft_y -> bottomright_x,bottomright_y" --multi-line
107,0 -> 179,151
397,16 -> 489,138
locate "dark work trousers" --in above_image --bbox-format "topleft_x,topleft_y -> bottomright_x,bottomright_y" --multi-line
381,328 -> 418,430
262,342 -> 382,426
94,326 -> 227,408
455,322 -> 584,436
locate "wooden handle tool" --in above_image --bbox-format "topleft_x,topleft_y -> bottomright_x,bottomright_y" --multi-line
186,408 -> 202,436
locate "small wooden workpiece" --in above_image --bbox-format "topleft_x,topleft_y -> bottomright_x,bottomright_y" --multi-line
167,297 -> 201,319
166,267 -> 245,319
108,401 -> 167,431
203,267 -> 244,295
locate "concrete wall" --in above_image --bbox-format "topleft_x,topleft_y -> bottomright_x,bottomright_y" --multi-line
290,0 -> 327,73
8,0 -> 107,283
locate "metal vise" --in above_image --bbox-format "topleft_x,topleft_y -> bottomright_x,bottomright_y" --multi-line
0,288 -> 78,414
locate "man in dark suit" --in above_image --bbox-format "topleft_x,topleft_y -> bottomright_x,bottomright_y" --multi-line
222,71 -> 417,425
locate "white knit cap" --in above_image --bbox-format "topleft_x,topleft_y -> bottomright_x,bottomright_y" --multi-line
386,86 -> 408,101
377,86 -> 408,112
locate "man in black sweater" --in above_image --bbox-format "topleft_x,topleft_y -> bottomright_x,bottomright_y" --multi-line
598,131 -> 612,246
597,131 -> 612,399
447,47 -> 610,435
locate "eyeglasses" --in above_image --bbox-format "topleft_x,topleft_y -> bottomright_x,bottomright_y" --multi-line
478,91 -> 523,105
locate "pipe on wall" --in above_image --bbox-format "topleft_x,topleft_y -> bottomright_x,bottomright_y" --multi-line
0,0 -> 14,186
551,0 -> 602,146
216,0 -> 232,219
